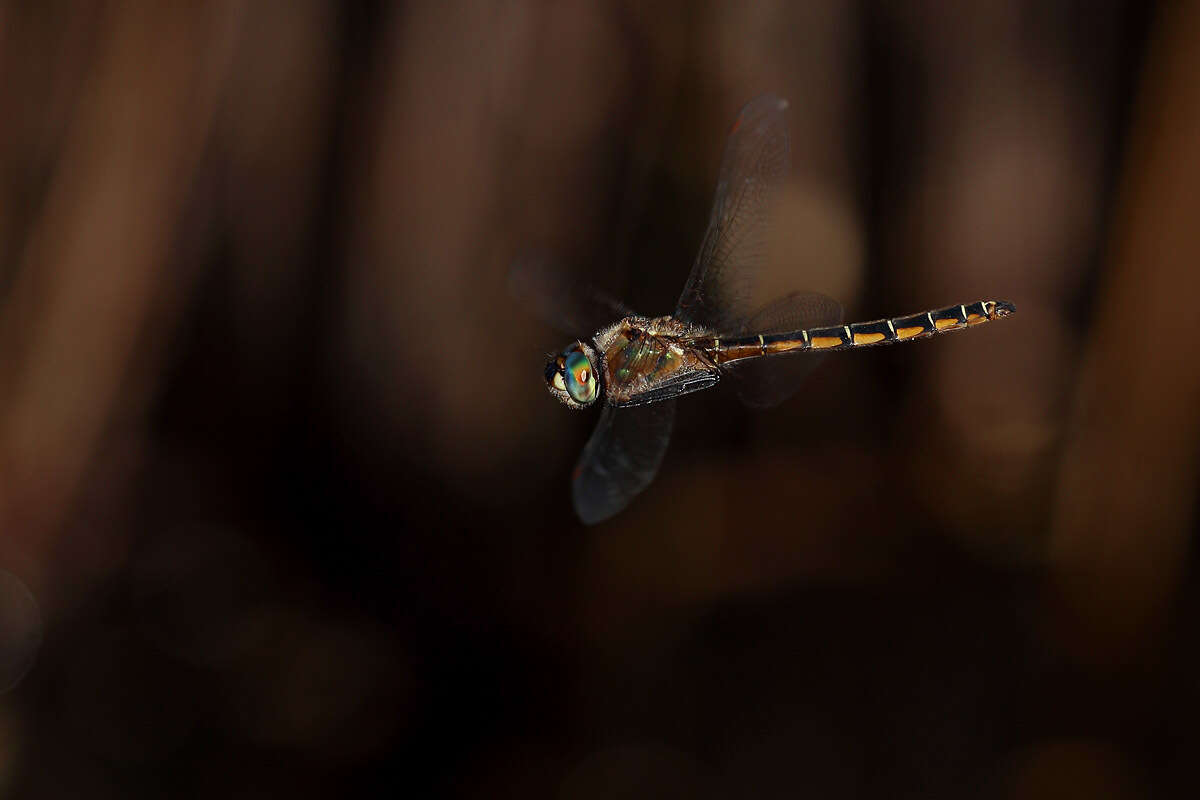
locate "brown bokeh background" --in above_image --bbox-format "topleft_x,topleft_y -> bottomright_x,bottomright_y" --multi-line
1,0 -> 1198,796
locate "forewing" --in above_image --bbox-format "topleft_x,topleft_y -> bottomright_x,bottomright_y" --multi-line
572,400 -> 675,524
509,253 -> 635,336
675,95 -> 791,332
723,291 -> 844,408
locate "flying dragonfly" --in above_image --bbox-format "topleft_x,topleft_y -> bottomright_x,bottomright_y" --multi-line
513,94 -> 1014,524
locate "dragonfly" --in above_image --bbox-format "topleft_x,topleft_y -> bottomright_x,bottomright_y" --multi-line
513,94 -> 1014,524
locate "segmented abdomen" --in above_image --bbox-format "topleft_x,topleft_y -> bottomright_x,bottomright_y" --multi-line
707,300 -> 1013,365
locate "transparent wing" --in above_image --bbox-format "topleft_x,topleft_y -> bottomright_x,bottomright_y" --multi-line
728,291 -> 843,336
572,400 -> 675,524
723,291 -> 844,409
675,95 -> 790,332
509,253 -> 635,336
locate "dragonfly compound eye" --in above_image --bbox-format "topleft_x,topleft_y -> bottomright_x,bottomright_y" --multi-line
544,357 -> 566,393
563,347 -> 599,406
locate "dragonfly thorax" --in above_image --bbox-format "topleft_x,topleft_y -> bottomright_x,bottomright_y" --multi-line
592,316 -> 718,407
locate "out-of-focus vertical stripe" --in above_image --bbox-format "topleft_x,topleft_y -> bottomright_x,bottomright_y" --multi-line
1049,0 -> 1200,668
0,2 -> 245,592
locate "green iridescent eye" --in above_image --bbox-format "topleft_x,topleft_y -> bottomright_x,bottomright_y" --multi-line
563,349 -> 598,405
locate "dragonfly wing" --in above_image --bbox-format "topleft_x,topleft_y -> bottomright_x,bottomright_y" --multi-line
509,252 -> 636,336
731,290 -> 843,335
610,368 -> 719,407
572,400 -> 675,524
675,95 -> 791,332
723,291 -> 844,408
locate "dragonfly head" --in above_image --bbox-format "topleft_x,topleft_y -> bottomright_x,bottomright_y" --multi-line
544,340 -> 601,409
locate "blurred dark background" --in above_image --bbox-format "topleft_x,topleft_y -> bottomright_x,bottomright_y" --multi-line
2,0 -> 1199,796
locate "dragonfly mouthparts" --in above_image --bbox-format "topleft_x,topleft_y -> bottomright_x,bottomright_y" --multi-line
991,300 -> 1016,319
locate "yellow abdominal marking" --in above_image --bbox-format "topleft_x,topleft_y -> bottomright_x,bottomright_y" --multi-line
810,336 -> 842,349
965,314 -> 983,323
934,318 -> 958,330
852,332 -> 886,345
896,326 -> 924,339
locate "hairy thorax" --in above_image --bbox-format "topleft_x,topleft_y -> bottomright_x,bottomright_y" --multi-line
592,316 -> 716,406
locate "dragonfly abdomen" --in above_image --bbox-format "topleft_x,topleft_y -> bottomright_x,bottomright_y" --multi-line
710,299 -> 1014,365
